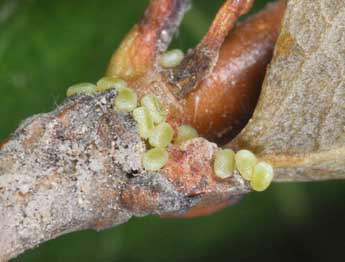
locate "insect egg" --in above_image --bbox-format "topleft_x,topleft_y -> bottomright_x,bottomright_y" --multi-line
235,149 -> 258,181
66,82 -> 97,97
148,122 -> 174,148
141,94 -> 167,124
133,107 -> 154,139
114,87 -> 137,112
159,49 -> 184,68
250,162 -> 274,192
175,125 -> 198,144
96,76 -> 128,92
213,149 -> 235,179
143,148 -> 169,171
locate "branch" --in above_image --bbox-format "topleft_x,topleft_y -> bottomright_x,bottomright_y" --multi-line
1,0 -> 345,260
0,91 -> 248,261
164,0 -> 254,98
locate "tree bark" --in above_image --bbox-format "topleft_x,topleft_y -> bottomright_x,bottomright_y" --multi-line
0,91 -> 248,261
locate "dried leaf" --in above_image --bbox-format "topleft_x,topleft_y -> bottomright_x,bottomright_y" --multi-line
232,0 -> 345,181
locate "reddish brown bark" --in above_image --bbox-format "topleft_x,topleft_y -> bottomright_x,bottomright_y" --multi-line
106,0 -> 190,81
164,0 -> 255,98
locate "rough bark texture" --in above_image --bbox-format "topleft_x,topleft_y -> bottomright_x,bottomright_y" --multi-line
0,90 -> 248,261
231,0 -> 345,181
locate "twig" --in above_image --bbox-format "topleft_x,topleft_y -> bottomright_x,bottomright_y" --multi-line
0,91 -> 248,261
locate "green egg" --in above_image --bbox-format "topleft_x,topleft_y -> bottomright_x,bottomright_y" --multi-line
148,122 -> 174,148
250,162 -> 274,192
133,107 -> 154,139
235,149 -> 257,181
96,76 -> 128,92
175,125 -> 198,144
114,87 -> 137,112
141,94 -> 167,124
213,149 -> 235,179
159,49 -> 184,68
143,148 -> 169,171
66,82 -> 97,97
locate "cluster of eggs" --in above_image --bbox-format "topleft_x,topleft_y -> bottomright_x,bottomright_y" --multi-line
66,74 -> 198,173
66,49 -> 273,192
214,149 -> 273,192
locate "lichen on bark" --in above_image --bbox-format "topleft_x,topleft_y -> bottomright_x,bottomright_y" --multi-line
0,90 -> 248,261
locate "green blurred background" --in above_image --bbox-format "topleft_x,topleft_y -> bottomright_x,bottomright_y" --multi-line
0,0 -> 344,261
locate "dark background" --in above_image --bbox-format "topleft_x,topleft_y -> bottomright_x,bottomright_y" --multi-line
0,0 -> 344,261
